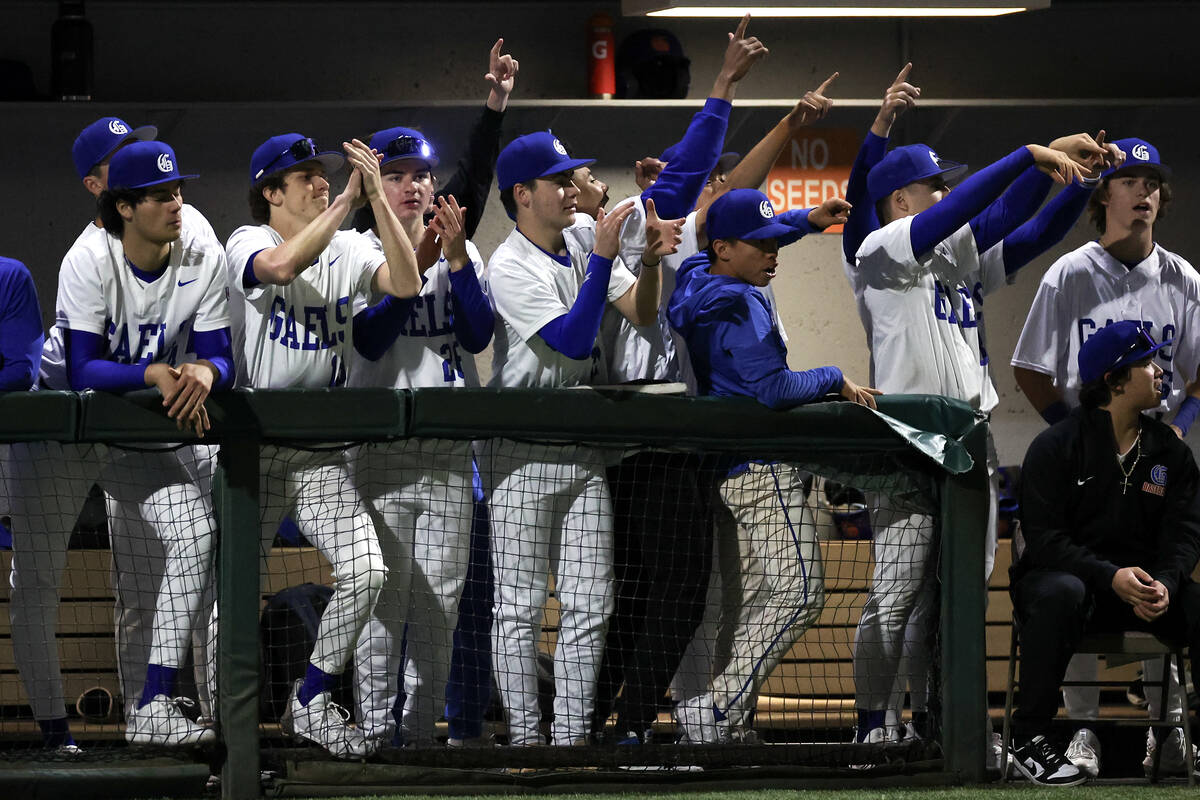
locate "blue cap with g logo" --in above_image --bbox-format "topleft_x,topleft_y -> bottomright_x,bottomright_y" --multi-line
1078,320 -> 1172,384
867,144 -> 968,203
108,141 -> 198,190
1103,137 -> 1170,181
707,189 -> 802,245
72,116 -> 158,180
497,131 -> 594,192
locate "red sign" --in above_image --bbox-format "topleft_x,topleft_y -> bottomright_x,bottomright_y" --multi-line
765,128 -> 859,234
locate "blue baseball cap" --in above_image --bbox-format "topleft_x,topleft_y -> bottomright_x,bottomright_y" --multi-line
72,116 -> 157,180
1079,321 -> 1172,384
108,141 -> 198,190
370,126 -> 439,170
707,189 -> 803,245
1104,137 -> 1170,181
867,144 -> 968,203
250,133 -> 344,186
497,131 -> 595,191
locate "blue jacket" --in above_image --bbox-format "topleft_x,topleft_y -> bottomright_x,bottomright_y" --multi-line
668,253 -> 843,409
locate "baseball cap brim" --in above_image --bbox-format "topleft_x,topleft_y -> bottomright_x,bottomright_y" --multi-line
716,220 -> 796,243
255,151 -> 345,185
528,157 -> 596,184
1112,337 -> 1173,374
1105,162 -> 1172,181
130,172 -> 200,189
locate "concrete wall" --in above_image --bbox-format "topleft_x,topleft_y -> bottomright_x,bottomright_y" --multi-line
3,1 -> 1198,463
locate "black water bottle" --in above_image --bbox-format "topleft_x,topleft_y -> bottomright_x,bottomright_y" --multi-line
52,0 -> 93,100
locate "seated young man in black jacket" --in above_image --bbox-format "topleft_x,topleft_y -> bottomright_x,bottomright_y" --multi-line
1011,320 -> 1200,785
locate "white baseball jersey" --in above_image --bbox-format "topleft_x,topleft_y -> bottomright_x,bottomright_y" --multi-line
1012,241 -> 1200,414
52,207 -> 230,383
41,206 -> 222,389
487,216 -> 636,388
855,215 -> 1007,412
225,225 -> 383,389
347,231 -> 485,389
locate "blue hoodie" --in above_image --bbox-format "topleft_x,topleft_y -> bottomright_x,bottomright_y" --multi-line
668,252 -> 844,409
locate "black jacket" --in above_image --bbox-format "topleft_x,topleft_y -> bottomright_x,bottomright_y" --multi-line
1013,405 -> 1200,600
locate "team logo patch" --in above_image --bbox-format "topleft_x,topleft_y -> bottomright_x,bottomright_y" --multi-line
928,150 -> 940,167
108,120 -> 129,135
552,138 -> 567,156
1131,143 -> 1150,161
156,153 -> 173,173
1151,464 -> 1167,486
759,200 -> 775,219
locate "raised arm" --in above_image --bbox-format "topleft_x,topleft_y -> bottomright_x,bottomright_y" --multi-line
344,139 -> 422,299
843,64 -> 920,264
437,38 -> 518,239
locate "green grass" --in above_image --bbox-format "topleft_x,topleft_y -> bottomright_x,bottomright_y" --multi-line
287,790 -> 1199,800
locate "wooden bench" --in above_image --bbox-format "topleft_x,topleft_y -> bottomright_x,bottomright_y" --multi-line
0,538 -> 1148,733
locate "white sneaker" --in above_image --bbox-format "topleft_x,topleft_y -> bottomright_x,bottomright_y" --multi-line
1065,727 -> 1101,778
1012,735 -> 1087,786
125,695 -> 217,746
288,681 -> 376,760
1144,727 -> 1199,778
676,695 -> 725,744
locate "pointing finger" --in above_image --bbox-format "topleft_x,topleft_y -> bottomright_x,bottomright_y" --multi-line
491,38 -> 503,60
734,12 -> 750,40
893,62 -> 912,86
816,71 -> 839,95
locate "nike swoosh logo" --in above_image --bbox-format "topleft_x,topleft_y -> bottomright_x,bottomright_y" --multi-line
329,255 -> 342,267
1076,476 -> 1093,486
177,278 -> 198,287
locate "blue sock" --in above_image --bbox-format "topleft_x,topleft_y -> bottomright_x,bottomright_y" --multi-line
857,709 -> 886,741
297,663 -> 340,707
39,717 -> 75,748
139,664 -> 179,709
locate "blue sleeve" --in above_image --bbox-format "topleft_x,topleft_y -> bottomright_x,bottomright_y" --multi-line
843,131 -> 888,263
776,208 -> 818,242
538,254 -> 613,360
242,248 -> 266,289
1000,182 -> 1093,275
641,97 -> 732,220
66,329 -> 148,392
910,146 -> 1035,260
716,300 -> 844,409
968,166 -> 1053,254
352,293 -> 418,361
0,261 -> 44,391
448,264 -> 494,354
191,327 -> 235,391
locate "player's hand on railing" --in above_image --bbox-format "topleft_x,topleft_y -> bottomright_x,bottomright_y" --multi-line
635,156 -> 666,191
872,63 -> 920,137
787,72 -> 838,132
840,376 -> 881,409
429,195 -> 470,271
642,198 -> 683,266
593,199 -> 637,260
808,197 -> 852,230
485,38 -> 519,111
147,362 -> 212,437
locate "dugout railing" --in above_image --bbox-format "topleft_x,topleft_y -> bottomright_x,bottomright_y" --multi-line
0,388 -> 989,799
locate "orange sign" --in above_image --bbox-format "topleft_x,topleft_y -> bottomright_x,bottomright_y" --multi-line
765,128 -> 860,234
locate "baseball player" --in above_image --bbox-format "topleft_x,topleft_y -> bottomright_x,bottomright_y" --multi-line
40,140 -> 229,747
568,15 -> 769,743
348,139 -> 498,748
484,130 -> 672,747
666,188 -> 875,743
847,125 -> 1112,746
5,118 -> 224,751
1012,138 -> 1198,777
0,257 -> 42,390
225,132 -> 420,758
